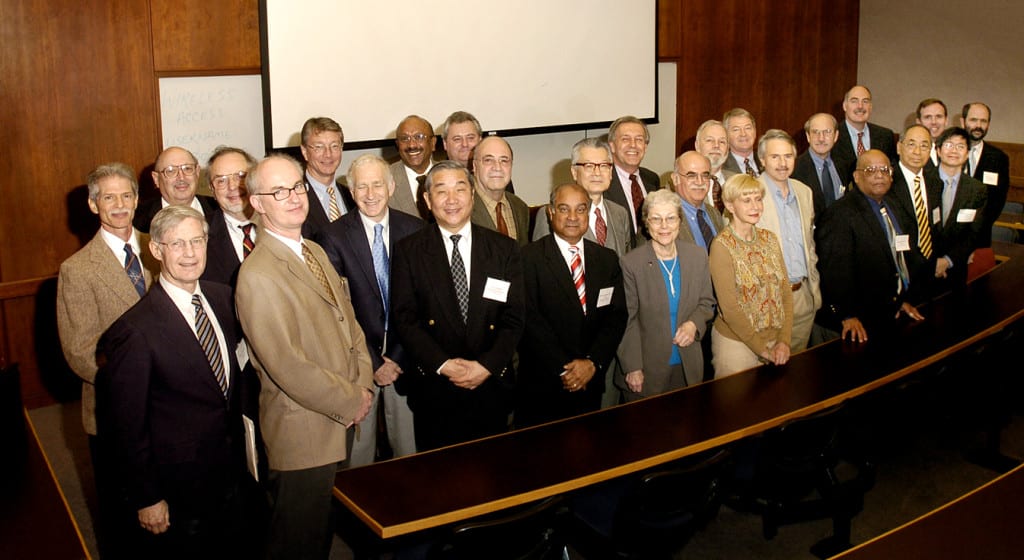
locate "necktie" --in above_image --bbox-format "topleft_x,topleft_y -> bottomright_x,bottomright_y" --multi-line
856,132 -> 866,156
569,245 -> 586,313
450,234 -> 469,323
942,179 -> 955,224
192,295 -> 227,397
371,223 -> 390,322
821,160 -> 836,206
326,185 -> 342,221
912,176 -> 933,259
629,173 -> 645,229
696,208 -> 715,252
711,175 -> 725,213
415,175 -> 431,220
495,201 -> 510,237
879,207 -> 909,294
594,207 -> 608,246
123,243 -> 146,297
302,242 -> 337,306
743,157 -> 758,178
239,223 -> 255,258
968,145 -> 980,176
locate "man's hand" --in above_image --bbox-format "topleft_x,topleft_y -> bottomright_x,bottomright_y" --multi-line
761,341 -> 791,365
935,257 -> 951,278
561,359 -> 595,392
896,302 -> 924,322
373,357 -> 403,386
672,321 -> 698,348
138,500 -> 170,534
351,388 -> 374,425
624,370 -> 644,393
446,359 -> 491,390
841,317 -> 868,343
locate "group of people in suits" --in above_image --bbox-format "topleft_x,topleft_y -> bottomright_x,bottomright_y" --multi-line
54,88 -> 1009,558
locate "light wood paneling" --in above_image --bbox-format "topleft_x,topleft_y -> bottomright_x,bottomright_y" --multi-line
150,0 -> 261,73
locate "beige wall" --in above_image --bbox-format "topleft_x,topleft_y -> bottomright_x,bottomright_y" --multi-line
858,0 -> 1024,142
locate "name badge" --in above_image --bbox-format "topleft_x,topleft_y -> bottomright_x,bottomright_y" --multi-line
932,207 -> 941,225
597,287 -> 614,308
895,234 -> 910,252
482,277 -> 510,302
983,171 -> 999,186
957,208 -> 977,223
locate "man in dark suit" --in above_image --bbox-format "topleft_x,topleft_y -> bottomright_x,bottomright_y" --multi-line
831,85 -> 898,186
470,135 -> 531,246
298,116 -> 355,244
815,150 -> 926,343
932,127 -> 988,290
97,206 -> 256,558
890,125 -> 944,295
721,108 -> 764,180
321,154 -> 423,466
960,102 -> 1011,248
133,146 -> 219,232
202,146 -> 258,288
606,115 -> 660,235
793,113 -> 846,223
517,183 -> 627,427
391,160 -> 525,451
389,114 -> 436,220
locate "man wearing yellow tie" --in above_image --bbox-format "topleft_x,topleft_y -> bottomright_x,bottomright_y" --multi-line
298,116 -> 355,243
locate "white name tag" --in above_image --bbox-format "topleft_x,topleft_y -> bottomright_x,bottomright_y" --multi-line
596,287 -> 614,308
235,340 -> 249,368
895,234 -> 911,252
482,277 -> 510,302
957,208 -> 977,223
983,171 -> 999,186
932,207 -> 941,225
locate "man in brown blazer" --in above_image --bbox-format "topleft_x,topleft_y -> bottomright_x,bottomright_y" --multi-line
56,162 -> 158,557
236,153 -> 374,560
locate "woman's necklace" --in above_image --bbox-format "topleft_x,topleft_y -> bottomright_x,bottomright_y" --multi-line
659,254 -> 679,297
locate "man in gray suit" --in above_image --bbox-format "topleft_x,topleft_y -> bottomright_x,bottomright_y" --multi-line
389,114 -> 435,220
671,151 -> 725,253
470,135 -> 531,246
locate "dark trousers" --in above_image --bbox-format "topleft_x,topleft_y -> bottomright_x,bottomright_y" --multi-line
266,462 -> 339,560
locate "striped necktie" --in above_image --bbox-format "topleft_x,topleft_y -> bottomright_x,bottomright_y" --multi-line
326,185 -> 342,221
192,295 -> 227,397
569,245 -> 586,314
912,176 -> 933,259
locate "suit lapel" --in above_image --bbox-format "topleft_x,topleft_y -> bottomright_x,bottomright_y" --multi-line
149,283 -> 228,400
265,232 -> 340,309
87,232 -> 145,307
342,215 -> 383,302
542,236 -> 584,316
427,227 -> 466,331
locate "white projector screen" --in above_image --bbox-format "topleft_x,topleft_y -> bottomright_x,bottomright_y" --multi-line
262,0 -> 657,148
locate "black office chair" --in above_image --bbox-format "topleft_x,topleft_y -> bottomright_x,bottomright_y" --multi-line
427,495 -> 568,560
739,404 -> 875,559
567,448 -> 730,560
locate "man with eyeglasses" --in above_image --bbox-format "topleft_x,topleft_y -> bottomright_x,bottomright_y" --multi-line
960,102 -> 1010,248
236,153 -> 374,560
931,127 -> 988,290
96,205 -> 259,557
793,113 -> 846,224
831,85 -> 898,187
671,151 -> 724,253
298,116 -> 355,244
606,116 -> 659,235
134,146 -> 218,233
890,124 -> 944,296
470,135 -> 530,246
57,162 -> 159,558
202,146 -> 258,288
389,114 -> 436,220
816,150 -> 926,343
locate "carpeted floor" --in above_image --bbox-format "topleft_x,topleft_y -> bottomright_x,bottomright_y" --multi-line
30,379 -> 1023,559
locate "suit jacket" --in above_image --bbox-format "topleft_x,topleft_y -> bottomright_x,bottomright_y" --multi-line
235,232 -> 374,471
607,165 -> 660,233
934,173 -> 988,287
202,212 -> 260,288
676,201 -> 725,250
391,224 -> 525,449
721,153 -> 765,179
832,122 -> 898,187
517,235 -> 628,426
815,188 -> 926,335
792,151 -> 848,224
617,240 -> 716,395
96,281 -> 245,511
971,142 -> 1011,247
133,194 -> 219,233
756,177 -> 822,312
471,190 -> 531,246
388,161 -> 432,220
889,164 -> 944,288
321,209 -> 424,392
56,229 -> 158,435
301,176 -> 356,245
532,198 -> 635,256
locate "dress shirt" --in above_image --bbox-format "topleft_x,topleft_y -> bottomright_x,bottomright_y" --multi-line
765,177 -> 809,283
845,121 -> 871,150
99,227 -> 143,263
552,233 -> 585,273
222,213 -> 256,262
681,199 -> 716,252
439,222 -> 473,287
158,275 -> 230,390
306,170 -> 348,216
403,161 -> 433,202
263,229 -> 305,260
160,195 -> 207,216
359,210 -> 390,249
809,151 -> 843,199
613,165 -> 645,231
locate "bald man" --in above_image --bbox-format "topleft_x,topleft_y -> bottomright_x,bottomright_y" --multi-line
469,135 -> 531,246
134,146 -> 219,232
831,85 -> 898,186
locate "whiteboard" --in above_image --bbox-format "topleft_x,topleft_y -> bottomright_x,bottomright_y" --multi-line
158,75 -> 265,167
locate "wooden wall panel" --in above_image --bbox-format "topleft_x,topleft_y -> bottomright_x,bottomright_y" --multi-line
656,0 -> 682,59
150,0 -> 261,73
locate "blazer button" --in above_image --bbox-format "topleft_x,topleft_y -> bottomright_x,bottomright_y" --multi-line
428,319 -> 435,326
489,324 -> 495,330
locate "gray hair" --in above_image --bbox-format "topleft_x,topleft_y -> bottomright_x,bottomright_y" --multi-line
87,162 -> 139,201
424,160 -> 471,192
756,129 -> 796,161
641,188 -> 683,223
150,205 -> 208,243
722,108 -> 756,131
570,137 -> 611,165
346,154 -> 393,187
608,116 -> 650,144
441,111 -> 482,139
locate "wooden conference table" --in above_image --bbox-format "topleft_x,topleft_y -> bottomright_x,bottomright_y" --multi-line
335,242 -> 1024,539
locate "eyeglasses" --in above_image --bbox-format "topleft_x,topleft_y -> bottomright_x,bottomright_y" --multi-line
573,162 -> 614,173
156,236 -> 208,252
809,128 -> 835,136
306,143 -> 342,155
856,165 -> 893,176
941,142 -> 969,152
211,171 -> 248,190
158,163 -> 198,178
397,133 -> 430,144
647,215 -> 680,226
680,171 -> 711,183
253,181 -> 308,201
